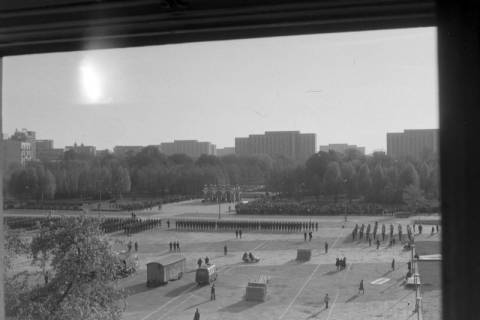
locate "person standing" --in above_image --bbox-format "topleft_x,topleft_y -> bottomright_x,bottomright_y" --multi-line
210,283 -> 216,300
359,280 -> 365,294
224,244 -> 228,256
304,232 -> 307,242
134,241 -> 138,252
197,258 -> 203,269
167,220 -> 170,229
309,232 -> 313,241
169,241 -> 173,252
392,258 -> 395,271
376,239 -> 380,250
239,230 -> 242,239
193,308 -> 200,320
324,293 -> 330,309
325,242 -> 329,254
177,241 -> 181,252
235,230 -> 238,238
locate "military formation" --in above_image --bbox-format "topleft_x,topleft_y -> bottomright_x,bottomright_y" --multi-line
175,218 -> 319,233
351,221 -> 440,244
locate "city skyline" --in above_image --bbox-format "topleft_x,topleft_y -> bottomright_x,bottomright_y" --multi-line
3,27 -> 438,153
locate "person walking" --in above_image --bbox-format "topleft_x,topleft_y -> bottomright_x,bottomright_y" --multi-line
392,258 -> 395,271
167,220 -> 170,229
324,293 -> 330,309
336,258 -> 340,271
325,242 -> 329,254
197,258 -> 203,269
359,280 -> 365,294
309,232 -> 313,241
169,241 -> 172,252
193,308 -> 200,320
210,283 -> 216,300
224,244 -> 228,256
177,241 -> 181,252
376,239 -> 380,250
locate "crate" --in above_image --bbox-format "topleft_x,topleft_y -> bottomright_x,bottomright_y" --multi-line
296,249 -> 311,261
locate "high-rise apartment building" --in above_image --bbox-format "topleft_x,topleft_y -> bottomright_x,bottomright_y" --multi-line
35,139 -> 64,162
2,140 -> 34,171
387,129 -> 438,160
319,144 -> 365,155
235,131 -> 316,162
160,140 -> 216,158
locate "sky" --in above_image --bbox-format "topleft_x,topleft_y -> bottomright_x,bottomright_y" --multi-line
2,27 -> 438,153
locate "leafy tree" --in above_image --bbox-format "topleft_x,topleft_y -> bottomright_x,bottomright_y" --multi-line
12,217 -> 126,320
402,185 -> 427,212
323,162 -> 342,202
358,163 -> 372,197
399,162 -> 420,188
371,164 -> 387,202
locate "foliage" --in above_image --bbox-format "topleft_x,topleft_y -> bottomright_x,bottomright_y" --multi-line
9,217 -> 126,320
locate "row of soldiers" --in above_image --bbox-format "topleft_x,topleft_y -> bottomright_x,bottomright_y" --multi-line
352,222 -> 438,242
175,219 -> 319,233
123,218 -> 162,235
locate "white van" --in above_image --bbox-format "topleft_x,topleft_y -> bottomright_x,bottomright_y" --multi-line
195,264 -> 217,285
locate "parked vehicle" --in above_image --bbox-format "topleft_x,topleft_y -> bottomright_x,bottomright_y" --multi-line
147,255 -> 185,287
195,264 -> 217,285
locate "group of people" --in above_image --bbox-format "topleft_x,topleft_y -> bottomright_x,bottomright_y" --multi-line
127,240 -> 138,252
174,218 -> 318,233
242,252 -> 259,263
235,229 -> 243,238
197,256 -> 211,268
351,222 -> 440,245
169,241 -> 181,252
303,231 -> 314,241
335,257 -> 347,270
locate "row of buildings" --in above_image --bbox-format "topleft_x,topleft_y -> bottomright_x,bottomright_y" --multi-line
2,128 -> 439,171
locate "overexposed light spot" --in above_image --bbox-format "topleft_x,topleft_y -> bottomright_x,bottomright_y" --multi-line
80,61 -> 103,103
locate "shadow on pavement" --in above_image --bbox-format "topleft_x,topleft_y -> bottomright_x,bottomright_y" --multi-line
307,307 -> 327,319
219,299 -> 263,313
283,259 -> 307,265
346,293 -> 360,303
165,282 -> 202,297
322,269 -> 342,276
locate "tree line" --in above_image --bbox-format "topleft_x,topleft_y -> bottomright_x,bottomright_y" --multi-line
4,146 -> 294,201
267,149 -> 439,205
5,146 -> 439,205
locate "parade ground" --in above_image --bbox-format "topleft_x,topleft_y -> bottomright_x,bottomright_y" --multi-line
108,199 -> 441,320
7,199 -> 441,320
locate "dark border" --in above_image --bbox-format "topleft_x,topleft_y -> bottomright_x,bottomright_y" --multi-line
2,0 -> 480,319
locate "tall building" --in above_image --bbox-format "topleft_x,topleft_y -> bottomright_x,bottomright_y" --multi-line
235,131 -> 316,162
113,145 -> 144,157
387,129 -> 439,160
319,144 -> 365,155
160,140 -> 216,158
216,147 -> 235,157
65,143 -> 96,156
2,140 -> 34,171
10,128 -> 36,159
35,139 -> 64,162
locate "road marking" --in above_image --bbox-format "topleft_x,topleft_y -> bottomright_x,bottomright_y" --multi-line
326,262 -> 352,320
139,283 -> 198,320
252,241 -> 267,251
157,293 -> 195,320
371,277 -> 391,285
278,229 -> 345,320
